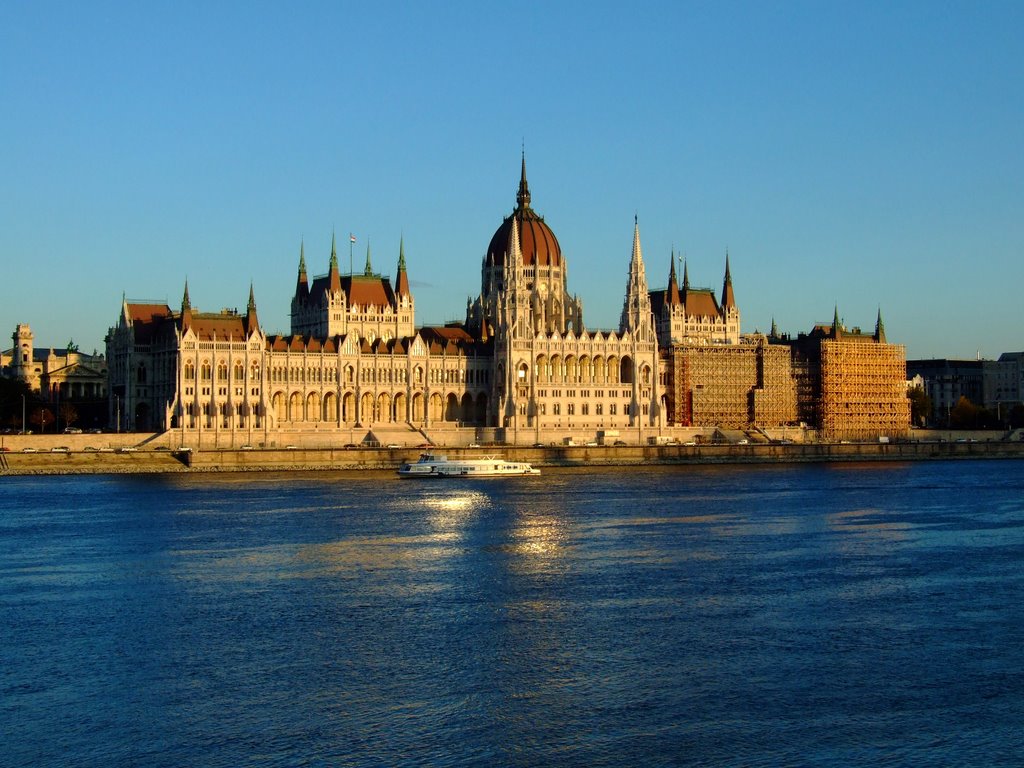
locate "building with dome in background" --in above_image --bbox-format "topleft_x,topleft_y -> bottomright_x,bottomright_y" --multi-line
105,156 -> 909,446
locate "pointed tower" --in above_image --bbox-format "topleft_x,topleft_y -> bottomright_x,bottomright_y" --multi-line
364,242 -> 374,276
874,307 -> 886,343
721,251 -> 736,310
246,283 -> 259,334
395,236 -> 411,300
181,280 -> 193,329
832,305 -> 843,338
295,240 -> 309,299
619,217 -> 654,341
666,249 -> 682,307
719,251 -> 740,343
504,206 -> 529,335
517,150 -> 530,210
328,232 -> 342,293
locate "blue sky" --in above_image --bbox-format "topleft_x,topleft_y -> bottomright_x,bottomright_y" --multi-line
2,1 -> 1021,360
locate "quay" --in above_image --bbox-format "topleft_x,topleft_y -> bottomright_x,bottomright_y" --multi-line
3,433 -> 1024,476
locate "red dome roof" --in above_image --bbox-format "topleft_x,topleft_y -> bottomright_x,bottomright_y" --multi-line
486,158 -> 562,268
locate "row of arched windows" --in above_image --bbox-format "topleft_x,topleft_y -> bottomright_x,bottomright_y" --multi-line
183,361 -> 260,382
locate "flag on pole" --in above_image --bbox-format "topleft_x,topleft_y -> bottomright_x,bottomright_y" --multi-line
350,233 -> 356,243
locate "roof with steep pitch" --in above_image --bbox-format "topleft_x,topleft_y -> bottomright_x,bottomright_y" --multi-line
684,289 -> 722,320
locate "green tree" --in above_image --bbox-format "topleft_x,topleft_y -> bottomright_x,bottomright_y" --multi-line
906,385 -> 932,427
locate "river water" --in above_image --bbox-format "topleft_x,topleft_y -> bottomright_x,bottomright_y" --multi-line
2,460 -> 1023,766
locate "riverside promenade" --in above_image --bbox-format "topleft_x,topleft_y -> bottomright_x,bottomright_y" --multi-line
3,434 -> 1024,475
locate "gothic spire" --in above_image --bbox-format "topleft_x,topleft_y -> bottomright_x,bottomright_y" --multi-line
396,237 -> 411,298
181,279 -> 192,328
516,150 -> 531,210
666,249 -> 682,306
246,282 -> 259,333
620,216 -> 653,335
875,306 -> 886,343
364,241 -> 374,276
328,231 -> 341,293
682,256 -> 690,291
833,304 -> 842,337
721,251 -> 736,309
295,240 -> 309,299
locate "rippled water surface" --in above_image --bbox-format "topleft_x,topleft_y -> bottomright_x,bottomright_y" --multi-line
3,460 -> 1024,766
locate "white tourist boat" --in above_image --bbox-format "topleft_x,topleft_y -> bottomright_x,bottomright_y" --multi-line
397,453 -> 540,478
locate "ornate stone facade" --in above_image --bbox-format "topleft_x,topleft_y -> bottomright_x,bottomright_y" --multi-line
105,158 -> 909,444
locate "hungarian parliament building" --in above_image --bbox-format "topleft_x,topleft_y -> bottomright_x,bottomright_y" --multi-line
106,158 -> 909,446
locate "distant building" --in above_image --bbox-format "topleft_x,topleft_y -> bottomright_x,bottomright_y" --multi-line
1,324 -> 107,427
985,353 -> 1024,416
906,359 -> 984,424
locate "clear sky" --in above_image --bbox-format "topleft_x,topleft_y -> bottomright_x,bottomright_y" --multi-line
2,1 -> 1022,360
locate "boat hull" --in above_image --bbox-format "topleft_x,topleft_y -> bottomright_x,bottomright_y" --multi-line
397,454 -> 540,478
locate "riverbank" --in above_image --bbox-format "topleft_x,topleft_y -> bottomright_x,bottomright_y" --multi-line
3,438 -> 1024,476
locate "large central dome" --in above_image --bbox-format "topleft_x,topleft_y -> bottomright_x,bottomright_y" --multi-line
486,157 -> 562,268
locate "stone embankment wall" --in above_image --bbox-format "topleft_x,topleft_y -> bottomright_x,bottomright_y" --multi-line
3,437 -> 1024,475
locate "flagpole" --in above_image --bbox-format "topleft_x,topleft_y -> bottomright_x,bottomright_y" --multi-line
349,233 -> 354,275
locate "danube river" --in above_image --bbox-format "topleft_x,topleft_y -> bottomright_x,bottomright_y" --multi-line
2,461 -> 1023,766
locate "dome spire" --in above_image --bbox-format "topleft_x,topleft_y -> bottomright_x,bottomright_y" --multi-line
516,149 -> 531,210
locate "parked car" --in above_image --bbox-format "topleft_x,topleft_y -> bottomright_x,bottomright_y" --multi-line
64,427 -> 83,434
